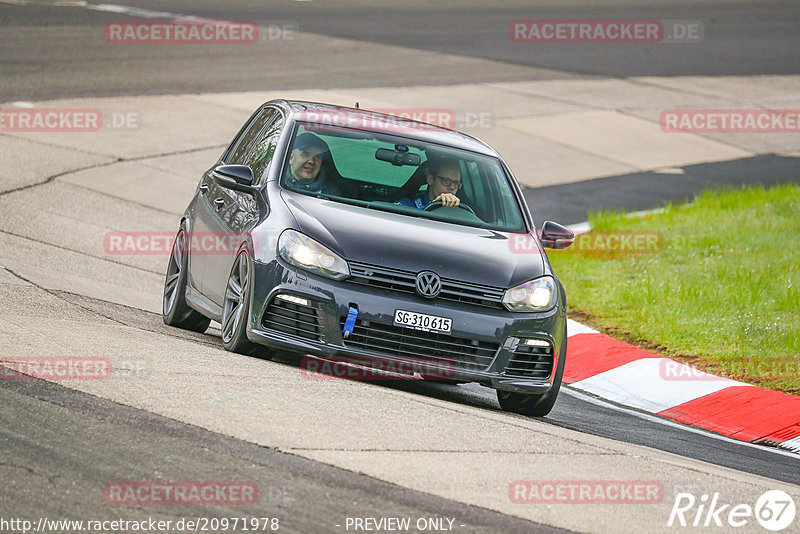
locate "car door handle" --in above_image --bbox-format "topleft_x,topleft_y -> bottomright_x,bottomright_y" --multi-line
199,183 -> 209,194
213,198 -> 225,210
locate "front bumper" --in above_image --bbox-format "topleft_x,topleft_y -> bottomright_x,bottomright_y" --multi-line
246,259 -> 566,394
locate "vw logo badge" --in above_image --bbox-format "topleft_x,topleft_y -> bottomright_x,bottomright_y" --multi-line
415,271 -> 442,298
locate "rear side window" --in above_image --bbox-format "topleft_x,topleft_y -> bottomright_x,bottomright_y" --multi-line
247,115 -> 284,185
226,108 -> 278,165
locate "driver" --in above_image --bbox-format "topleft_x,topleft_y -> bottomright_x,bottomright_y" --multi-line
397,157 -> 462,209
284,132 -> 341,196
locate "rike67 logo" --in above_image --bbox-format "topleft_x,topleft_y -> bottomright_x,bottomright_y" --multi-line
668,490 -> 796,531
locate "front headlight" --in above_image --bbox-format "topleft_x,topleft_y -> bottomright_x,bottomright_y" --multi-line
278,229 -> 349,280
502,276 -> 558,312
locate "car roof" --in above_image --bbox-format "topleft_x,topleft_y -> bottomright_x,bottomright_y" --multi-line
264,99 -> 500,157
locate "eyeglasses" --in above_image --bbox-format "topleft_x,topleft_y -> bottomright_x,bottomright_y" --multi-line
434,175 -> 463,190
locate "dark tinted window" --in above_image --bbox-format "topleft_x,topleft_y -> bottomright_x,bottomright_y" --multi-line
226,108 -> 278,165
247,114 -> 284,185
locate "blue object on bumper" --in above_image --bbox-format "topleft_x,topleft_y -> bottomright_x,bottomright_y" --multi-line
343,306 -> 359,338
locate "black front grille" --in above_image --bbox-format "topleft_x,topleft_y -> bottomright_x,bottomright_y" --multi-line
504,342 -> 553,380
262,296 -> 323,341
348,262 -> 505,309
341,318 -> 500,372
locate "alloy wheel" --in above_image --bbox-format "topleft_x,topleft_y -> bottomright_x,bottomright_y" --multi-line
163,230 -> 186,316
222,252 -> 250,344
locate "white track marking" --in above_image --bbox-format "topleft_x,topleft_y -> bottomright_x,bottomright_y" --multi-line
87,3 -> 207,21
569,357 -> 750,413
566,318 -> 598,337
778,436 -> 800,454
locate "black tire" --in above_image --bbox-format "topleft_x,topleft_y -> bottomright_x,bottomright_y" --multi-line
163,226 -> 211,333
496,382 -> 561,417
221,249 -> 270,358
496,334 -> 566,417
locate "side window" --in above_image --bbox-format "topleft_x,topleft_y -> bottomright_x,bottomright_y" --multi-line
462,161 -> 487,213
226,108 -> 278,165
246,115 -> 284,185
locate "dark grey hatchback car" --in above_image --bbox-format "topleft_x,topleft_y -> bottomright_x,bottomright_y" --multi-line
163,100 -> 575,416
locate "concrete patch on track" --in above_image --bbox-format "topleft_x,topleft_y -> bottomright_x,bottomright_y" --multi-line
0,232 -> 163,312
59,161 -> 198,214
0,135 -> 113,193
502,110 -> 750,170
5,75 -> 797,191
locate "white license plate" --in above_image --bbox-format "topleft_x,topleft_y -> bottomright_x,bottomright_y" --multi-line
393,309 -> 452,334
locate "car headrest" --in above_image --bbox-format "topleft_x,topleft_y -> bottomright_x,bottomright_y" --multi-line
392,161 -> 430,201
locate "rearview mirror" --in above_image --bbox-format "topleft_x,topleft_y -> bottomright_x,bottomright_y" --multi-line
540,221 -> 575,249
375,148 -> 421,167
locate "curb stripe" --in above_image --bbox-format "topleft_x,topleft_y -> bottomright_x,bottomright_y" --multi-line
569,358 -> 744,413
657,386 -> 800,442
563,320 -> 800,453
758,424 -> 800,443
754,424 -> 800,453
563,332 -> 659,383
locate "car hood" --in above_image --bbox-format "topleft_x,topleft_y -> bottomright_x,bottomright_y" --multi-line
281,192 -> 545,288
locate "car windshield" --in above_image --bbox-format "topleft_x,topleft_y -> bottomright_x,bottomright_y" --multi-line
280,122 -> 527,232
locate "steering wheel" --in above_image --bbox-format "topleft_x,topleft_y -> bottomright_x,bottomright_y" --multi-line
423,200 -> 477,216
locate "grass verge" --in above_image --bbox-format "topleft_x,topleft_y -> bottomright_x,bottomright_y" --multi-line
549,184 -> 799,395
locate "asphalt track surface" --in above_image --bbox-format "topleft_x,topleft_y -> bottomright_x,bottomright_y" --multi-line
3,0 -> 800,99
2,1 -> 800,532
525,154 -> 800,225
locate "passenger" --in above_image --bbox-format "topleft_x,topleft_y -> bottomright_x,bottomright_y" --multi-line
284,132 -> 341,196
397,157 -> 462,209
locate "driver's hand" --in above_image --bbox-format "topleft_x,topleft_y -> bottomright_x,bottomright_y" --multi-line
433,193 -> 460,207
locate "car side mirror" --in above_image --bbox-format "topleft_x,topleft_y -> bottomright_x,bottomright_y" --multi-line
212,165 -> 258,195
540,221 -> 575,249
